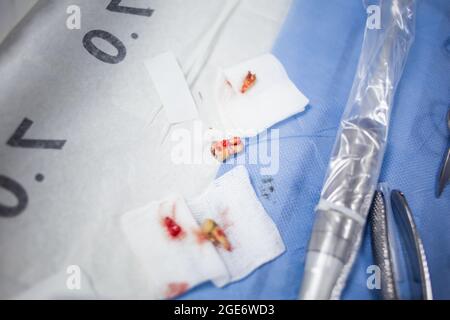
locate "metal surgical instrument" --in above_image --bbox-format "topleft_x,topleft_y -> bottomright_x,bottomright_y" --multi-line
369,187 -> 433,300
299,0 -> 416,299
437,109 -> 450,198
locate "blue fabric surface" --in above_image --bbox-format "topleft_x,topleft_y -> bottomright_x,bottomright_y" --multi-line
182,0 -> 450,300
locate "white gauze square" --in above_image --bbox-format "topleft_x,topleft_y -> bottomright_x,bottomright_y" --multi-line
186,166 -> 285,287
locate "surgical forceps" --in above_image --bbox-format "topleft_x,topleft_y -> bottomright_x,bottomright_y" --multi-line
369,187 -> 433,300
437,109 -> 450,198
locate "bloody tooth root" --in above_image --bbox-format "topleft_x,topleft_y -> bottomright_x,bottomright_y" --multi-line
201,219 -> 232,252
210,137 -> 244,162
241,71 -> 256,94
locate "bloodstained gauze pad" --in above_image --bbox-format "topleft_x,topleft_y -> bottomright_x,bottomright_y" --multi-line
187,166 -> 286,287
217,54 -> 309,137
120,196 -> 229,299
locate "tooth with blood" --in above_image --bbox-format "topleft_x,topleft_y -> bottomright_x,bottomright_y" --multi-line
200,219 -> 232,252
240,71 -> 256,94
211,137 -> 244,162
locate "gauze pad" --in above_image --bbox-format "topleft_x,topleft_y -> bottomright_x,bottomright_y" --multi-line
216,54 -> 309,137
187,166 -> 286,287
120,196 -> 229,299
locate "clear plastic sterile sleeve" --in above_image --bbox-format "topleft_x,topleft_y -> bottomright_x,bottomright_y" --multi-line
322,0 -> 416,217
301,0 -> 416,299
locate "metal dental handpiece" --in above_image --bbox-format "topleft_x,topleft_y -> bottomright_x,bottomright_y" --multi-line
299,0 -> 416,299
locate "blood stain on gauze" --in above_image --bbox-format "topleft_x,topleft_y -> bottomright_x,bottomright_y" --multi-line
240,71 -> 257,94
160,203 -> 185,240
210,137 -> 244,162
165,282 -> 189,299
164,217 -> 183,239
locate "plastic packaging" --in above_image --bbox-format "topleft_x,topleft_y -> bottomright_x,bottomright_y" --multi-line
300,0 -> 416,299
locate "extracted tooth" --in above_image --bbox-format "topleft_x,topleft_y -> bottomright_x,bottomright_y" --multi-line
241,71 -> 256,94
201,219 -> 232,251
210,137 -> 244,162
